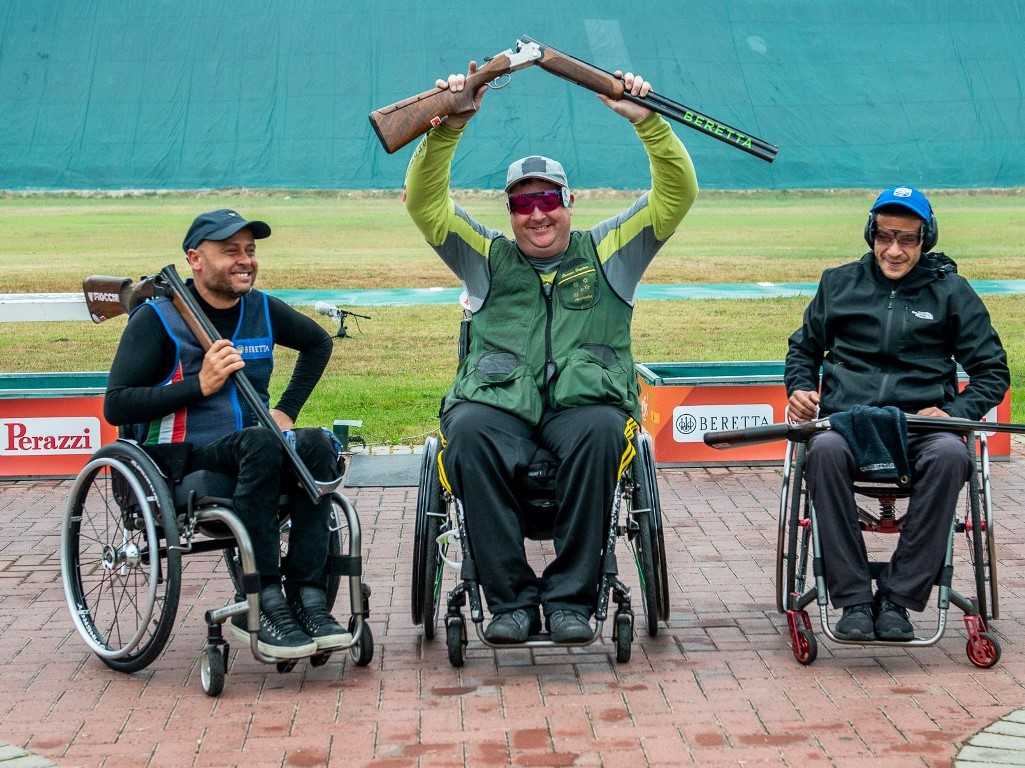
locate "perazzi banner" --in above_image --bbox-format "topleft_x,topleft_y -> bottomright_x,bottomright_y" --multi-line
0,398 -> 116,478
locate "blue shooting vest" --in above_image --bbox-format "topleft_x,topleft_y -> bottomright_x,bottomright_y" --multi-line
131,288 -> 274,447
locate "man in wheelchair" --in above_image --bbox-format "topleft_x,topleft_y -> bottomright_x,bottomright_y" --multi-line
403,64 -> 697,644
104,208 -> 347,660
785,186 -> 1009,641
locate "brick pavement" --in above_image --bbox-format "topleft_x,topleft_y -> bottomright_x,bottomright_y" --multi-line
2,440 -> 1025,767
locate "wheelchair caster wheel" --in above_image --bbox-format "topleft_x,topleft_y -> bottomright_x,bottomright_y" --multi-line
446,617 -> 466,668
276,660 -> 298,674
348,616 -> 374,667
310,652 -> 331,668
967,631 -> 1001,668
793,628 -> 818,665
201,645 -> 226,697
614,612 -> 633,664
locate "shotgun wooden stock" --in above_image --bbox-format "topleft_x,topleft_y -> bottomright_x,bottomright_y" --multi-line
370,54 -> 516,154
82,275 -> 160,323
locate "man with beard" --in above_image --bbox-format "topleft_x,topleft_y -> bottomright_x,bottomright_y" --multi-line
105,209 -> 345,660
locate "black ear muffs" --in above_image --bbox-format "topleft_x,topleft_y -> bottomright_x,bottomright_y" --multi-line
864,212 -> 939,252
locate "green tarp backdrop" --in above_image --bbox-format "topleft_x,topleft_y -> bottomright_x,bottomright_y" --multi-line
2,1 -> 1024,190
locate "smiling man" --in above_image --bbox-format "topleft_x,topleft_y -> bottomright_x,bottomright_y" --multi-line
404,63 -> 698,643
104,209 -> 347,661
785,187 -> 1009,642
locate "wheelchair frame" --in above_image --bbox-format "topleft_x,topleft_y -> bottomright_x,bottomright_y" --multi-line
60,438 -> 374,697
410,430 -> 669,666
777,431 -> 1000,667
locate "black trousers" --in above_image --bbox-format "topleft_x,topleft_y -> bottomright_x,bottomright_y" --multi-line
440,401 -> 629,618
190,426 -> 339,587
805,430 -> 972,611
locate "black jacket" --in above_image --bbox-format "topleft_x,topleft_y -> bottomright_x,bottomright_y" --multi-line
785,252 -> 1009,421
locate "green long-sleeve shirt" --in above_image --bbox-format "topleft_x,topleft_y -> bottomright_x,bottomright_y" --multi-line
404,113 -> 698,310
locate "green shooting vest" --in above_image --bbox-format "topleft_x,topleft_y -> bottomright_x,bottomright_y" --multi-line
444,231 -> 638,425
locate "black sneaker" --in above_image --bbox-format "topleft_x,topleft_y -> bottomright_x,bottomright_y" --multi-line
483,607 -> 541,644
228,585 -> 318,659
546,609 -> 593,643
289,585 -> 351,652
834,603 -> 875,641
875,599 -> 914,641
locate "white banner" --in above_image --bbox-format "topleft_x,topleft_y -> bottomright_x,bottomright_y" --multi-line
673,404 -> 774,443
1,417 -> 101,456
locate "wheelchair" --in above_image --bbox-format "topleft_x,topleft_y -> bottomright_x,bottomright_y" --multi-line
410,426 -> 670,666
60,438 -> 374,697
777,430 -> 999,667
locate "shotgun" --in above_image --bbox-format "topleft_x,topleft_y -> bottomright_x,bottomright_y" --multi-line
82,268 -> 342,503
369,40 -> 543,154
369,35 -> 778,162
704,415 -> 1025,450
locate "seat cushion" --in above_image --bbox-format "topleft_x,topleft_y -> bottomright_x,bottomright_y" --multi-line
173,470 -> 237,510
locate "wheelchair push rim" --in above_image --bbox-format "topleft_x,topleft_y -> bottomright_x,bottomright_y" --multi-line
412,436 -> 447,637
629,432 -> 670,632
61,453 -> 170,661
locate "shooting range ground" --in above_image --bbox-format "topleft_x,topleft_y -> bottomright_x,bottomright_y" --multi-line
1,191 -> 1023,444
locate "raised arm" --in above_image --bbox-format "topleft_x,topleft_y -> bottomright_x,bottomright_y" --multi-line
403,62 -> 501,311
590,73 -> 698,304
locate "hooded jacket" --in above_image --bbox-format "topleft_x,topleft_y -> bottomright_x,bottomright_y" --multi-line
785,252 -> 1009,420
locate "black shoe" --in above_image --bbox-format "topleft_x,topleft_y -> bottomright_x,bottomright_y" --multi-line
546,610 -> 593,643
228,585 -> 318,659
875,599 -> 914,641
483,607 -> 541,644
834,603 -> 875,641
289,585 -> 351,652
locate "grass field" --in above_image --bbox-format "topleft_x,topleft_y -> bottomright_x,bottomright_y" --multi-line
2,191 -> 1022,443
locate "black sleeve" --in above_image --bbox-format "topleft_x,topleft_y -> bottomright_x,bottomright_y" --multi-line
268,297 -> 333,420
784,277 -> 828,395
104,305 -> 205,426
947,283 -> 1010,421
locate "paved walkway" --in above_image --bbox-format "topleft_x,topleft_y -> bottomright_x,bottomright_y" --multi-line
2,441 -> 1025,767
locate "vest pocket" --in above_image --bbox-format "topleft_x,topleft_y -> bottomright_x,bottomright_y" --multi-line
552,344 -> 630,408
451,350 -> 541,421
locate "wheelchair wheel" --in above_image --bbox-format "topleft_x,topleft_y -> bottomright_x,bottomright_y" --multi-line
412,437 -> 446,639
630,432 -> 670,636
348,616 -> 374,666
776,442 -> 799,613
966,458 -> 990,622
980,438 -> 999,619
783,444 -> 809,612
61,441 -> 182,673
446,615 -> 466,668
201,645 -> 226,697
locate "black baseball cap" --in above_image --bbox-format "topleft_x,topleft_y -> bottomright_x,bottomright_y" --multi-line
182,209 -> 271,252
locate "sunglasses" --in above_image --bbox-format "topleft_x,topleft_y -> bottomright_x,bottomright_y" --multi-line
874,228 -> 922,248
507,189 -> 567,215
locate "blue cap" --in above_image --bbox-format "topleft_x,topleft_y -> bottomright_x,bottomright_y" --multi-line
870,186 -> 933,223
182,209 -> 271,252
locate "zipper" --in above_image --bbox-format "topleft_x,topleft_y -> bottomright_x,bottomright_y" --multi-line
877,287 -> 897,401
541,280 -> 555,409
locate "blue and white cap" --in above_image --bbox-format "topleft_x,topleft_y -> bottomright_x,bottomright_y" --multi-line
870,186 -> 933,222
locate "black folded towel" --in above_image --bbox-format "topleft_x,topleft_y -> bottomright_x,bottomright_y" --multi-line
829,405 -> 910,486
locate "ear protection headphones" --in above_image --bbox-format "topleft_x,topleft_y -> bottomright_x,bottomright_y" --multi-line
864,208 -> 938,252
